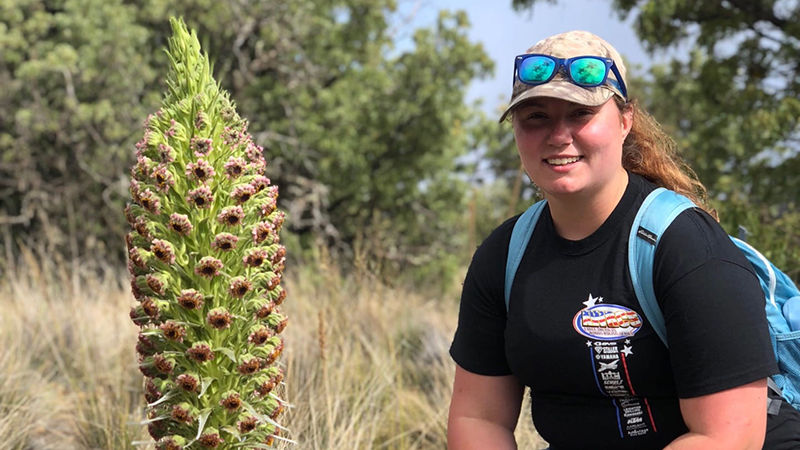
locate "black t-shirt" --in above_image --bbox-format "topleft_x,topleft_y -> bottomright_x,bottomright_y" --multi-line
450,173 -> 778,449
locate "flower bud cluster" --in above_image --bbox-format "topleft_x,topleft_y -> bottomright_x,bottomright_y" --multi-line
127,18 -> 288,448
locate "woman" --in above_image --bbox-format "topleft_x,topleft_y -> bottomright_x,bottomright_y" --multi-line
447,30 -> 796,449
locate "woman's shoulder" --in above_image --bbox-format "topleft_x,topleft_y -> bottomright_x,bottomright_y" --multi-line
471,213 -> 521,263
655,206 -> 755,288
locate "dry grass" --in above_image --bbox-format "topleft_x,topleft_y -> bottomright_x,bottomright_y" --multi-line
0,247 -> 546,449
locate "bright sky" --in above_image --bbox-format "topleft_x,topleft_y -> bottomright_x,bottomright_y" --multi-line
405,0 -> 657,115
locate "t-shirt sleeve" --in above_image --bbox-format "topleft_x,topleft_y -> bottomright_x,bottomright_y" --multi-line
654,208 -> 779,398
449,218 -> 516,376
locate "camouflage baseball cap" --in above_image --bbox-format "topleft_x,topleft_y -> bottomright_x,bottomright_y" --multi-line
499,30 -> 628,122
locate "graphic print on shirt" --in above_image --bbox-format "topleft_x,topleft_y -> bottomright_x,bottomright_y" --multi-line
573,294 -> 658,439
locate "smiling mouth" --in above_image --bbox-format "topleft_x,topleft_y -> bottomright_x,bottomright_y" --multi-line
545,156 -> 582,166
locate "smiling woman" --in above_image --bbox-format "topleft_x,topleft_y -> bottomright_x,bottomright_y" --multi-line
447,30 -> 800,450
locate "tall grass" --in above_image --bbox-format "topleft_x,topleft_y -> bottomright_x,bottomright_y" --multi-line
0,247 -> 546,449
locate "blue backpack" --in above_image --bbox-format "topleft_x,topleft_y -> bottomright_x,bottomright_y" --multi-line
504,187 -> 800,411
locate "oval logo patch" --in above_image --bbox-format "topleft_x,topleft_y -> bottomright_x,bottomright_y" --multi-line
573,304 -> 643,341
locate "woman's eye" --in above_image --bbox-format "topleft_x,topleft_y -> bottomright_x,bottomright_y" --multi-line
573,109 -> 595,118
526,112 -> 547,120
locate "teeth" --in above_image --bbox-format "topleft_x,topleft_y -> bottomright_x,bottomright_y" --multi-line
547,156 -> 580,165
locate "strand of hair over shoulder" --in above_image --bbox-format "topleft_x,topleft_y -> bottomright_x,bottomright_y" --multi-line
620,98 -> 718,221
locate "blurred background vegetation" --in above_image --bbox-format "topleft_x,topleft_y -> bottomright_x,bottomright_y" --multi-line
1,0 -> 798,283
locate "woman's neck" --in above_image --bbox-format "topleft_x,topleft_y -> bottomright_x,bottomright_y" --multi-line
546,171 -> 629,241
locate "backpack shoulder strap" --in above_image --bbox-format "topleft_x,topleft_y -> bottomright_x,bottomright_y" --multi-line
505,200 -> 547,311
628,188 -> 696,346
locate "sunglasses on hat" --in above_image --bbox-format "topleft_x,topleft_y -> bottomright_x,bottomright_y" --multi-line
514,54 -> 628,100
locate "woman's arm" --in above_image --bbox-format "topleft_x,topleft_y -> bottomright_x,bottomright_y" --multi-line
447,364 -> 524,450
665,378 -> 768,449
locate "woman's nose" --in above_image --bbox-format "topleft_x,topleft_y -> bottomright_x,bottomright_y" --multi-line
546,119 -> 573,147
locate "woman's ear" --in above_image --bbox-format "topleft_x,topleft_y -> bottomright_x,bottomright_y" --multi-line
621,105 -> 633,140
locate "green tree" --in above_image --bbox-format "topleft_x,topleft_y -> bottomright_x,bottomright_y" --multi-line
1,0 -> 492,282
0,0 -> 158,262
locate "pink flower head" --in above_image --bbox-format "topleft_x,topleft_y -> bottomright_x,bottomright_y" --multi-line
130,278 -> 146,300
237,416 -> 258,434
245,142 -> 263,163
151,165 -> 175,192
211,232 -> 239,252
160,320 -> 186,342
250,175 -> 271,193
187,187 -> 214,209
231,184 -> 256,204
186,341 -> 215,363
270,210 -> 286,232
177,289 -> 204,310
153,353 -> 174,374
134,216 -> 154,239
219,391 -> 242,412
223,156 -> 246,180
128,246 -> 147,269
237,355 -> 260,375
248,326 -> 272,345
254,300 -> 276,319
190,137 -> 213,157
254,368 -> 284,397
145,273 -> 167,296
222,125 -> 245,147
166,119 -> 178,137
137,332 -> 157,356
168,213 -> 193,235
220,105 -> 237,121
228,277 -> 252,298
274,286 -> 287,305
171,403 -> 194,424
207,307 -> 233,329
155,436 -> 185,450
144,377 -> 161,403
270,245 -> 287,264
176,373 -> 199,392
131,156 -> 151,181
260,196 -> 277,217
216,206 -> 244,227
195,256 -> 223,279
266,272 -> 281,291
195,110 -> 208,130
157,143 -> 175,163
150,239 -> 176,265
135,134 -> 149,153
267,185 -> 279,199
185,159 -> 215,183
243,248 -> 268,267
198,430 -> 222,448
248,156 -> 267,175
138,189 -> 161,215
251,221 -> 275,244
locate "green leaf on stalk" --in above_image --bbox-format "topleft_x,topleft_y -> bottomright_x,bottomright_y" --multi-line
216,346 -> 237,363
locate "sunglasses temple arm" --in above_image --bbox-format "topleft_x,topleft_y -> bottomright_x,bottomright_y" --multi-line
610,64 -> 628,99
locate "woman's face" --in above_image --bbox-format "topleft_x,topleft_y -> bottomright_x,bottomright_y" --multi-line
512,97 -> 632,202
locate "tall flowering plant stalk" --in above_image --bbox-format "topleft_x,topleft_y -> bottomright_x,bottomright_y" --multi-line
126,18 -> 290,449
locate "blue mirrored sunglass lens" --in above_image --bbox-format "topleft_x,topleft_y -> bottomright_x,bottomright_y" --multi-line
518,56 -> 556,83
569,58 -> 607,85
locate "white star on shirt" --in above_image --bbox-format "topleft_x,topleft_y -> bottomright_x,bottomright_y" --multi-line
621,345 -> 633,356
582,294 -> 603,308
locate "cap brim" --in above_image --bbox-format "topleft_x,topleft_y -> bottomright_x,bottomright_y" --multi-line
498,81 -> 616,123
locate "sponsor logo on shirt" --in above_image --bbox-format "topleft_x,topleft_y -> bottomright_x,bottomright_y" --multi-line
573,303 -> 643,341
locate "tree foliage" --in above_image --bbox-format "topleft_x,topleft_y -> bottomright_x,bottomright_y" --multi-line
508,0 -> 800,278
0,0 -> 492,280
